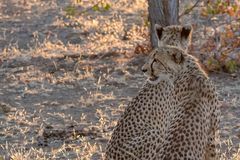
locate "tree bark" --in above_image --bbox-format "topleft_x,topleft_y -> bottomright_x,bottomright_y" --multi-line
148,0 -> 179,48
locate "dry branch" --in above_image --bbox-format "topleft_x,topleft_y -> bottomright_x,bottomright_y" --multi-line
179,0 -> 201,18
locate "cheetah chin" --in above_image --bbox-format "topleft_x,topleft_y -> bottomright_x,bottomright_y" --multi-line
147,74 -> 173,86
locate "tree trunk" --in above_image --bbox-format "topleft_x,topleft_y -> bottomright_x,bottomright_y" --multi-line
148,0 -> 179,48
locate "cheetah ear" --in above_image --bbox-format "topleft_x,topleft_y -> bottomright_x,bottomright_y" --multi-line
181,25 -> 192,40
155,24 -> 163,40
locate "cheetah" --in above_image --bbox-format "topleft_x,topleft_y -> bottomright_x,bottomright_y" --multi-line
148,46 -> 220,160
104,25 -> 220,160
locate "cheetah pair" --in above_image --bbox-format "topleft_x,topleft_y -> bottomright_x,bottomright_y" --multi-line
105,25 -> 220,160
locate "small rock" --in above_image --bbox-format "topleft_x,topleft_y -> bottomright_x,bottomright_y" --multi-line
0,102 -> 12,113
28,81 -> 39,88
231,73 -> 237,78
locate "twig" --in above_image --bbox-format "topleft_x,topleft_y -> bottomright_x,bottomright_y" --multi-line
179,0 -> 201,18
63,54 -> 81,59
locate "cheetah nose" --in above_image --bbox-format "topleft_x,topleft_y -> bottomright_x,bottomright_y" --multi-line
142,68 -> 147,73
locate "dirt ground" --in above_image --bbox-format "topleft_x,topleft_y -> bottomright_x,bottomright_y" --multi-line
0,0 -> 239,159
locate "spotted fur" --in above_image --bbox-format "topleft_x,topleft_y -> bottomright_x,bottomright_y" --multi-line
104,26 -> 220,160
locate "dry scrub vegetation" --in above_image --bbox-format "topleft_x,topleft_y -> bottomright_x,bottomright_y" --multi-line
0,0 -> 239,159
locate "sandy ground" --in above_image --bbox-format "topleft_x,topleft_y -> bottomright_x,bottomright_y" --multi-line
0,0 -> 239,159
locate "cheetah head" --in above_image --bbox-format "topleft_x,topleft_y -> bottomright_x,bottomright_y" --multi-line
142,45 -> 186,85
155,24 -> 192,51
